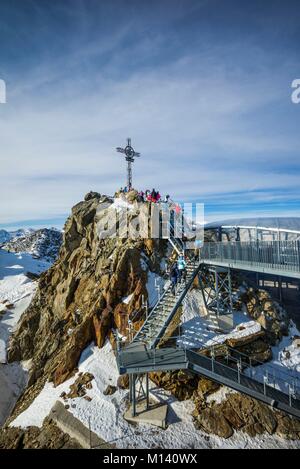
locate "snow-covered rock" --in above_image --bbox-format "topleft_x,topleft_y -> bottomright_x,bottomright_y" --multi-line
3,228 -> 62,262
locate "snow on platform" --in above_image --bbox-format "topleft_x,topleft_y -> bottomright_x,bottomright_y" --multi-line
178,290 -> 261,350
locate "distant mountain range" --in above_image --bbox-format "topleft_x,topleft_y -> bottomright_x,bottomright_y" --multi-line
0,228 -> 35,244
0,228 -> 62,262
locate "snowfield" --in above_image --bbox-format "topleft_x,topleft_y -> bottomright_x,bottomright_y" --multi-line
0,249 -> 50,425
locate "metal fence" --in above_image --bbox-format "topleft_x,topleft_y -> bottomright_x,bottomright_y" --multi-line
116,342 -> 300,415
200,240 -> 300,277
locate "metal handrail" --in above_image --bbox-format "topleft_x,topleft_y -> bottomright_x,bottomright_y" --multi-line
186,347 -> 300,401
118,327 -> 300,394
133,257 -> 199,345
116,343 -> 300,406
176,332 -> 299,384
200,241 -> 300,275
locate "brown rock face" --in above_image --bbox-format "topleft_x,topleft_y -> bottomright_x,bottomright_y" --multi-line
150,369 -> 200,401
196,407 -> 234,439
0,419 -> 82,449
60,372 -> 94,400
6,192 -> 167,415
194,393 -> 300,440
240,287 -> 290,345
197,378 -> 220,400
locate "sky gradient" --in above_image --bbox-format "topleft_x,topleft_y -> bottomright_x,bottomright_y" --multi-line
0,0 -> 299,230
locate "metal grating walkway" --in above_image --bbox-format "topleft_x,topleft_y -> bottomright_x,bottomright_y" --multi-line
201,241 -> 300,279
117,346 -> 300,419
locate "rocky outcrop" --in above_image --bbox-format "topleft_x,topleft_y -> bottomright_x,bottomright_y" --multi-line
6,192 -> 167,419
150,369 -> 199,401
0,418 -> 81,449
193,393 -> 300,440
60,372 -> 94,400
239,287 -> 290,345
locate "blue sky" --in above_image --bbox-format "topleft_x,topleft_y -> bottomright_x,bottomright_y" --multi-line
0,0 -> 299,230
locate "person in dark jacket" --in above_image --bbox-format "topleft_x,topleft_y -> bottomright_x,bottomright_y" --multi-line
177,255 -> 187,283
170,263 -> 179,296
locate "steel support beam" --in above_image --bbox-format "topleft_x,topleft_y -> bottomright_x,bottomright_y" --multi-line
129,373 -> 150,417
198,265 -> 234,331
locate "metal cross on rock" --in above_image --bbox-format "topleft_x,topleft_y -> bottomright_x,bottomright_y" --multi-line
116,138 -> 141,190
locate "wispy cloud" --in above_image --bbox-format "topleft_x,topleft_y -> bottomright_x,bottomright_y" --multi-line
0,0 -> 299,228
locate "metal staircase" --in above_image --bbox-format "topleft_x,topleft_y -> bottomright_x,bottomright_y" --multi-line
131,212 -> 200,348
133,257 -> 201,348
168,234 -> 184,255
116,210 -> 300,420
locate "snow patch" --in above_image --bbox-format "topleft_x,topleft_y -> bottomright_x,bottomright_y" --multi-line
110,197 -> 134,213
122,293 -> 134,305
0,248 -> 52,424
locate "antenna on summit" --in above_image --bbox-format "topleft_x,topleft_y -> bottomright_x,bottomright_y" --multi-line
116,138 -> 141,190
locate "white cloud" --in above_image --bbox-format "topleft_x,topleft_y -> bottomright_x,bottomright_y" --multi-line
0,13 -> 299,226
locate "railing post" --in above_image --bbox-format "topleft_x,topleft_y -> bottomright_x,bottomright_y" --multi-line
237,361 -> 241,384
211,346 -> 215,373
226,348 -> 229,366
129,374 -> 133,402
289,383 -> 295,407
263,372 -> 268,396
132,374 -> 136,417
146,373 -> 149,410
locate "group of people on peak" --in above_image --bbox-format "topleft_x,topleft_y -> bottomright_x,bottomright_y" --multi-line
119,186 -> 137,195
141,189 -> 163,203
169,254 -> 187,296
118,186 -> 171,204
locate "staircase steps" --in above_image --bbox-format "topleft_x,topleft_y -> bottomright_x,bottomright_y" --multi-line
133,258 -> 201,348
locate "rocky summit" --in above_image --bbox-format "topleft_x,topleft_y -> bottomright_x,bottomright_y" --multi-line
6,191 -> 167,419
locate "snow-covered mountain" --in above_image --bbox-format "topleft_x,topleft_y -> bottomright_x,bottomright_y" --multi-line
2,228 -> 62,262
0,230 -> 11,244
0,228 -> 35,245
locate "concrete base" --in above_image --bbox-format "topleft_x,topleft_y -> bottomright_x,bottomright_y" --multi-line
49,401 -> 114,449
124,400 -> 168,429
219,314 -> 234,332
